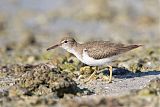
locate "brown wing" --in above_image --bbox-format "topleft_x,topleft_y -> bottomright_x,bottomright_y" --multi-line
84,41 -> 140,59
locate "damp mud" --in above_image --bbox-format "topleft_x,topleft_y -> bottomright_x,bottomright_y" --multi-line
0,0 -> 160,107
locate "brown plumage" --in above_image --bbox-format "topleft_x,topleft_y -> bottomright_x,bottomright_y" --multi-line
77,41 -> 141,59
47,36 -> 142,83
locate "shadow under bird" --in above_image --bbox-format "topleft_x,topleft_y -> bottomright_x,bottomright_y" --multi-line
47,33 -> 142,83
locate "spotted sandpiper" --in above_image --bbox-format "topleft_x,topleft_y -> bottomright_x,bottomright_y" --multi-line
47,33 -> 142,83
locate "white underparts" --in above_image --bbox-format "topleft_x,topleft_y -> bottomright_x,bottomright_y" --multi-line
82,49 -> 116,66
61,45 -> 117,66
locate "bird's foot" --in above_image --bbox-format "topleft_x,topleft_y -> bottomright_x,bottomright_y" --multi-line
80,66 -> 95,75
78,75 -> 83,80
83,70 -> 97,83
101,75 -> 112,83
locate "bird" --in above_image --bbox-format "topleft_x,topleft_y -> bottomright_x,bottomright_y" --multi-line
47,33 -> 142,83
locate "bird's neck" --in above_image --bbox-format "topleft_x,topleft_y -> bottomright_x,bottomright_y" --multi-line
65,42 -> 82,56
67,42 -> 78,53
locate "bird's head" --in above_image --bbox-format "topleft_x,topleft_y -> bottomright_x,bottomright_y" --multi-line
47,33 -> 77,51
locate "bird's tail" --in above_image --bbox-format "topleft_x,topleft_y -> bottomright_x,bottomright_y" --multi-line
123,44 -> 143,52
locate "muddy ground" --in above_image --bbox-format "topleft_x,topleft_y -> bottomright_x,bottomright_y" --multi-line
0,0 -> 160,107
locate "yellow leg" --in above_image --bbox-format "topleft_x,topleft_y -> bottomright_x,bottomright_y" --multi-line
78,75 -> 83,80
107,65 -> 112,83
83,66 -> 113,83
85,67 -> 99,83
85,71 -> 96,82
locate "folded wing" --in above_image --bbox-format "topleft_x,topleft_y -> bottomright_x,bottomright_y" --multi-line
85,41 -> 141,59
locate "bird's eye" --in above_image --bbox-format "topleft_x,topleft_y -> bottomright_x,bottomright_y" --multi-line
64,40 -> 68,43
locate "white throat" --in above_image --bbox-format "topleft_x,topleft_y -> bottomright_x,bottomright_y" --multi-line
61,45 -> 83,62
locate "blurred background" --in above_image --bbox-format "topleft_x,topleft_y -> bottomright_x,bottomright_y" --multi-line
0,0 -> 159,65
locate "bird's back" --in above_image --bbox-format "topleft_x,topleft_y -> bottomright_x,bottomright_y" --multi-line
78,41 -> 141,59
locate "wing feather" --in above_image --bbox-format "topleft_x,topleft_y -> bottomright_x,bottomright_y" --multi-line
82,41 -> 140,59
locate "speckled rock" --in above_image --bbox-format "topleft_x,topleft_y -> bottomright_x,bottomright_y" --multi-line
0,63 -> 77,98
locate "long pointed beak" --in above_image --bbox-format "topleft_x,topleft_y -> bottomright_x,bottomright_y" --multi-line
46,43 -> 62,51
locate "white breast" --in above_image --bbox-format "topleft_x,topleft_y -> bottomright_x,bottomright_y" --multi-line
61,45 -> 84,62
82,49 -> 116,66
62,45 -> 117,66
